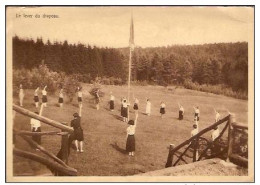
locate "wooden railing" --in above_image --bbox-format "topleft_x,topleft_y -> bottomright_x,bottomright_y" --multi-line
13,104 -> 77,176
165,114 -> 248,168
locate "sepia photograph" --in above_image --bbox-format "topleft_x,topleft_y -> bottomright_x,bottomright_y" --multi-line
6,6 -> 254,182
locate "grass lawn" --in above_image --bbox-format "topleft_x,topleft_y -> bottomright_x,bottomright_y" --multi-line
12,85 -> 248,176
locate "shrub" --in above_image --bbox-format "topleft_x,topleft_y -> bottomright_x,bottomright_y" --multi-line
63,75 -> 80,102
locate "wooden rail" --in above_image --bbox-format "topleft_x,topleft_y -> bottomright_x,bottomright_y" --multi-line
13,104 -> 73,133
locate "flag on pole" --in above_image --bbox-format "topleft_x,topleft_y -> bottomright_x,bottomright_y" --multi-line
129,14 -> 135,51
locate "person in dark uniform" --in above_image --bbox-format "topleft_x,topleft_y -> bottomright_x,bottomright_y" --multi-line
110,92 -> 115,111
160,101 -> 166,118
126,115 -> 138,156
178,103 -> 184,120
34,87 -> 39,108
70,106 -> 84,152
193,106 -> 200,121
42,85 -> 48,107
133,97 -> 139,116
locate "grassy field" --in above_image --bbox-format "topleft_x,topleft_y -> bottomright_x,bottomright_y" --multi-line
13,85 -> 248,176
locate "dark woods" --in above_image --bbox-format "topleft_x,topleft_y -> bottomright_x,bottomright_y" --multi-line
13,36 -> 248,99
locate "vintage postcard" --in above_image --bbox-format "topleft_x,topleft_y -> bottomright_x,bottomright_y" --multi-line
6,6 -> 254,182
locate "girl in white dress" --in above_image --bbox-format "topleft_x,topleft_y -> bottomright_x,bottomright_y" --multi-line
19,84 -> 24,107
146,99 -> 151,116
34,87 -> 39,108
214,109 -> 221,122
42,86 -> 48,107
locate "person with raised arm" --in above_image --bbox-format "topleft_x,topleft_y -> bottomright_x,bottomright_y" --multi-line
193,106 -> 200,121
34,87 -> 39,108
42,85 -> 48,107
30,103 -> 44,149
71,104 -> 84,152
77,87 -> 83,108
59,88 -> 64,108
214,108 -> 221,122
19,84 -> 24,107
109,92 -> 115,111
126,114 -> 138,156
178,103 -> 184,120
133,96 -> 139,116
160,101 -> 166,119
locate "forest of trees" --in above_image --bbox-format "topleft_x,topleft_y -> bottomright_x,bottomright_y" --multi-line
13,36 -> 248,95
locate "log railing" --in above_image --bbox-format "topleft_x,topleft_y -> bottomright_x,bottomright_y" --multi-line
13,104 -> 77,176
165,114 -> 248,168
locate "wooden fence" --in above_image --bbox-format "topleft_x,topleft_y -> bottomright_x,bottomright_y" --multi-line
13,104 -> 77,176
165,114 -> 248,168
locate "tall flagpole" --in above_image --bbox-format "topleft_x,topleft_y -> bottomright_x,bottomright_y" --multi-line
128,13 -> 134,121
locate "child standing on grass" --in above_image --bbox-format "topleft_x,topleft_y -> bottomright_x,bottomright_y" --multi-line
133,97 -> 139,116
178,103 -> 184,120
126,115 -> 138,156
214,109 -> 221,122
30,104 -> 44,149
34,87 -> 39,108
71,105 -> 84,152
110,92 -> 115,111
77,87 -> 83,108
19,84 -> 24,107
146,98 -> 151,116
95,89 -> 100,110
160,101 -> 166,118
59,88 -> 64,108
191,124 -> 199,160
193,106 -> 200,121
122,99 -> 130,122
42,86 -> 48,107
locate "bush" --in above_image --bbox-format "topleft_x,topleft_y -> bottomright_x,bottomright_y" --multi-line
63,75 -> 80,102
13,64 -> 65,94
183,79 -> 247,99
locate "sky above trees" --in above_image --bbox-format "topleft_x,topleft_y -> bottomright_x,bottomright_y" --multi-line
8,6 -> 253,48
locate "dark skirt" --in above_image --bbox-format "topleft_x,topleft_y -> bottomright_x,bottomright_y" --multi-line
42,95 -> 47,103
195,113 -> 200,121
32,127 -> 41,145
74,128 -> 84,141
121,105 -> 123,116
34,96 -> 39,102
160,107 -> 165,114
126,135 -> 135,152
59,97 -> 63,103
122,107 -> 128,118
78,97 -> 82,102
179,110 -> 183,120
110,100 -> 114,110
133,103 -> 138,110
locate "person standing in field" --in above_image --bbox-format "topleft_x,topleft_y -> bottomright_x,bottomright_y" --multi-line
42,85 -> 48,107
191,124 -> 199,160
109,92 -> 115,111
193,106 -> 200,121
214,109 -> 221,122
19,84 -> 24,107
30,103 -> 44,149
211,126 -> 220,141
126,114 -> 138,156
133,97 -> 139,116
70,105 -> 84,152
160,101 -> 166,118
34,87 -> 39,108
194,116 -> 199,130
77,87 -> 83,108
122,98 -> 130,122
95,89 -> 100,110
146,98 -> 151,116
178,103 -> 184,120
59,88 -> 64,108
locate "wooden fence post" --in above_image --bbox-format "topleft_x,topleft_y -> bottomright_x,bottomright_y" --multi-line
227,114 -> 235,162
165,144 -> 175,168
61,122 -> 69,164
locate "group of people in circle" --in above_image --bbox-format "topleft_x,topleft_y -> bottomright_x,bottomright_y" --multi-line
17,84 -> 222,157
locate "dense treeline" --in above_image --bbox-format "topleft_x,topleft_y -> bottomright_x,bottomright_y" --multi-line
13,36 -> 248,95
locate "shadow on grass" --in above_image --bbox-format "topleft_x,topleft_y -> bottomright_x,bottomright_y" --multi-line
110,142 -> 127,155
112,114 -> 123,121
